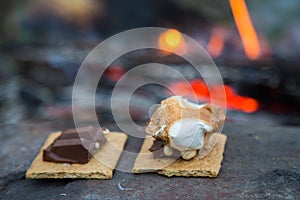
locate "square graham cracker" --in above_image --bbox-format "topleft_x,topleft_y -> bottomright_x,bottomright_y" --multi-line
26,131 -> 127,179
132,133 -> 227,177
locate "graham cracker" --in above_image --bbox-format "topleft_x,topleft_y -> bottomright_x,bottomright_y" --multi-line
132,133 -> 227,177
26,131 -> 127,179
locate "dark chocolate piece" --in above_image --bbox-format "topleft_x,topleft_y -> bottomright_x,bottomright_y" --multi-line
43,126 -> 106,164
149,140 -> 164,152
149,139 -> 181,159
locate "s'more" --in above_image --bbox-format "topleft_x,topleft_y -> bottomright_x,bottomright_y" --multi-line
132,96 -> 227,177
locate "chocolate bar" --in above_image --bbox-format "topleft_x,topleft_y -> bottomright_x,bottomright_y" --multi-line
149,139 -> 181,159
43,126 -> 106,164
149,140 -> 164,152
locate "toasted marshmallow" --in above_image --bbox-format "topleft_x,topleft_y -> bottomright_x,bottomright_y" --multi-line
169,118 -> 212,151
146,96 -> 226,160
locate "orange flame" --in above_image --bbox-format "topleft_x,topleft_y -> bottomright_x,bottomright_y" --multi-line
229,0 -> 261,60
158,29 -> 187,55
169,79 -> 259,113
207,28 -> 225,58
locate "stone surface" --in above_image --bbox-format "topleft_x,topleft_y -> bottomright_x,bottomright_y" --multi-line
0,120 -> 299,199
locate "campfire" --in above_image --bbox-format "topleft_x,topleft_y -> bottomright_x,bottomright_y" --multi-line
155,0 -> 267,113
229,0 -> 261,60
168,79 -> 259,113
1,0 -> 300,124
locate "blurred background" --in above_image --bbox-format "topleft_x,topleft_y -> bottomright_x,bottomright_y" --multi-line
0,0 -> 300,126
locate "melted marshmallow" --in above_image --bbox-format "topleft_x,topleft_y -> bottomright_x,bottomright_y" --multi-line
169,118 -> 212,151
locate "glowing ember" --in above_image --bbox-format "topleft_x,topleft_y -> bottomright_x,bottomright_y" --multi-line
169,79 -> 259,113
206,27 -> 225,58
191,79 -> 209,98
158,29 -> 187,55
229,0 -> 261,60
239,97 -> 259,113
105,66 -> 125,82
